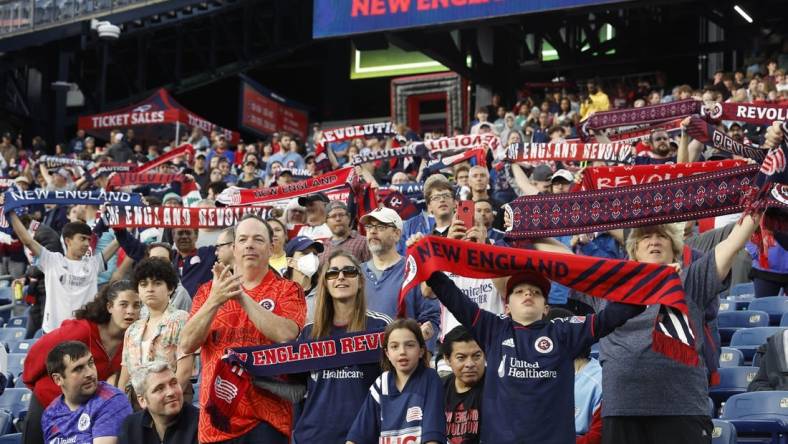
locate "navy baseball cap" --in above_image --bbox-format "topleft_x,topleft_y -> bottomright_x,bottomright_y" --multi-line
284,236 -> 325,257
505,271 -> 551,302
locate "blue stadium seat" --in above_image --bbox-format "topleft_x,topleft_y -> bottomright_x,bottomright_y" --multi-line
719,347 -> 745,368
0,411 -> 12,436
6,354 -> 26,388
0,433 -> 21,444
711,419 -> 737,444
729,327 -> 786,362
748,297 -> 788,325
719,300 -> 736,313
192,383 -> 199,407
4,317 -> 26,329
710,366 -> 759,412
0,388 -> 31,421
721,391 -> 788,443
730,282 -> 755,297
709,396 -> 716,418
32,329 -> 44,339
9,339 -> 36,354
780,312 -> 788,327
0,329 -> 25,347
590,343 -> 599,359
718,311 -> 770,345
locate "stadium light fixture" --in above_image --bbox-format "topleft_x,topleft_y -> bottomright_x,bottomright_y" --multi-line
733,5 -> 753,23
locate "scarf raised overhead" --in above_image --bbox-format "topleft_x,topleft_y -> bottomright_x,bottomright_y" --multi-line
576,160 -> 748,191
503,142 -> 634,164
413,133 -> 500,156
315,122 -> 397,171
350,145 -> 422,166
107,172 -> 190,190
581,99 -> 701,137
505,164 -> 788,240
423,148 -> 486,174
398,236 -> 696,365
207,329 -> 385,431
104,205 -> 274,228
701,102 -> 788,126
685,116 -> 766,162
216,167 -> 354,206
133,143 -> 194,174
38,155 -> 94,169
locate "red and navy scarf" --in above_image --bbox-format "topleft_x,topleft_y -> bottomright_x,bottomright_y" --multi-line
107,173 -> 189,190
350,145 -> 422,166
398,236 -> 697,365
506,164 -> 787,240
315,122 -> 397,171
413,133 -> 500,156
104,205 -> 274,228
423,148 -> 486,174
207,329 -> 385,431
685,116 -> 766,162
133,143 -> 194,174
216,167 -> 354,206
504,142 -> 634,164
580,99 -> 701,138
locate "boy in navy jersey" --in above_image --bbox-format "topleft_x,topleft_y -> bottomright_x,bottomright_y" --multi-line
423,268 -> 644,444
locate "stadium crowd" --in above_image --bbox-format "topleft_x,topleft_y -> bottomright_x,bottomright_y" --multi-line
0,55 -> 785,444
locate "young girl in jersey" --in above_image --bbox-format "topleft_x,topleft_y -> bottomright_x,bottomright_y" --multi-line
346,319 -> 445,444
293,251 -> 391,444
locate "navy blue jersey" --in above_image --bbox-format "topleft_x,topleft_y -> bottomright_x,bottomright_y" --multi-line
293,311 -> 392,444
427,272 -> 642,444
347,365 -> 446,444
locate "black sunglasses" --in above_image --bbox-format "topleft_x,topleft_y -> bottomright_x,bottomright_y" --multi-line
325,266 -> 359,280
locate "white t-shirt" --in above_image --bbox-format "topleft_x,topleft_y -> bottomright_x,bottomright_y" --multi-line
39,248 -> 105,332
440,272 -> 504,340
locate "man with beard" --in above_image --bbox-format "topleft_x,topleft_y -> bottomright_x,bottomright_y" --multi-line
119,361 -> 198,444
634,129 -> 677,165
361,208 -> 440,343
42,341 -> 131,444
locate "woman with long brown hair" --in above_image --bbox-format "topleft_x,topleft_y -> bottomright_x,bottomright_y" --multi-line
292,250 -> 391,444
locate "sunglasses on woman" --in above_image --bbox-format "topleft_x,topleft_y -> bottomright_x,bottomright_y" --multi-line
325,266 -> 359,280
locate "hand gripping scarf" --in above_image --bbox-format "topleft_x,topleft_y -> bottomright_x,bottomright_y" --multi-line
685,116 -> 766,162
503,142 -> 634,164
506,164 -> 788,240
314,122 -> 397,171
575,160 -> 749,191
207,329 -> 385,431
133,143 -> 194,174
398,236 -> 697,365
216,167 -> 354,206
104,205 -> 274,228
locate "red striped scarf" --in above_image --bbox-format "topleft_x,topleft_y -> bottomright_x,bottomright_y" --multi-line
133,143 -> 194,174
399,236 -> 697,365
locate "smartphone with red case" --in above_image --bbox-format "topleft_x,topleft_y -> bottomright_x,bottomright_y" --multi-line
457,200 -> 475,229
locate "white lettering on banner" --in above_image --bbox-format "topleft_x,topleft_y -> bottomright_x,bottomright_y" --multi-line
735,105 -> 788,122
321,369 -> 364,379
321,122 -> 394,143
129,111 -> 165,125
507,143 -> 632,163
9,190 -> 132,203
424,133 -> 500,152
107,206 -> 270,227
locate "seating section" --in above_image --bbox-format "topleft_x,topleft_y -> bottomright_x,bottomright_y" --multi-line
0,433 -> 21,444
729,327 -> 786,363
718,311 -> 770,345
0,389 -> 31,422
721,391 -> 788,443
747,297 -> 788,326
710,367 -> 760,412
729,282 -> 755,297
5,354 -> 25,388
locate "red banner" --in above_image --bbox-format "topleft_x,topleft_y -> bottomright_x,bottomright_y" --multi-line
240,82 -> 309,140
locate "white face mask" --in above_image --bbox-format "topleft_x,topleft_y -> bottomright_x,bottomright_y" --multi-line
296,253 -> 320,279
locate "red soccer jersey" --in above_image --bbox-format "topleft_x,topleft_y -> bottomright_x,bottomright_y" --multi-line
191,270 -> 306,442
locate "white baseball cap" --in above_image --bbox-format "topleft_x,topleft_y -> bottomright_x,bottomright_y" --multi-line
360,207 -> 403,231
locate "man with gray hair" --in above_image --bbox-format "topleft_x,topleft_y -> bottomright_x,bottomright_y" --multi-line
119,360 -> 198,444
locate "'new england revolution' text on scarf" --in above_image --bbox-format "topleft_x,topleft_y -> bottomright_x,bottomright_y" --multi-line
207,329 -> 385,431
504,142 -> 634,164
315,122 -> 397,171
104,205 -> 274,228
398,236 -> 697,366
216,167 -> 354,206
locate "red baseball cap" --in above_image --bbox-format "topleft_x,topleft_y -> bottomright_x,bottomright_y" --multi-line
505,271 -> 551,301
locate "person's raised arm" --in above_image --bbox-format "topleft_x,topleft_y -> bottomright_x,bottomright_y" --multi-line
235,284 -> 301,343
8,212 -> 41,256
179,264 -> 241,354
38,163 -> 53,186
532,237 -> 573,254
509,163 -> 540,196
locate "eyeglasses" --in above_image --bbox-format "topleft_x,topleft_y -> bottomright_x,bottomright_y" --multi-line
215,241 -> 232,248
428,192 -> 454,203
365,223 -> 396,232
326,266 -> 359,280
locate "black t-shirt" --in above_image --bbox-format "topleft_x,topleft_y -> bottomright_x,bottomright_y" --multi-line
443,375 -> 483,444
